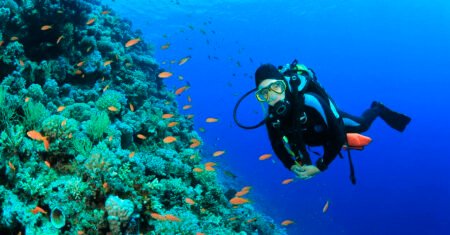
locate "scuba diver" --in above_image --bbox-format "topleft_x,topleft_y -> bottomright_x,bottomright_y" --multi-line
233,60 -> 411,184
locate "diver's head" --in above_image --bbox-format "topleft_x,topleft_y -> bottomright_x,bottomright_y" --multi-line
255,64 -> 287,106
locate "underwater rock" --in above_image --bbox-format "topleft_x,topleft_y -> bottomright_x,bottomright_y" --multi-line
50,207 -> 66,229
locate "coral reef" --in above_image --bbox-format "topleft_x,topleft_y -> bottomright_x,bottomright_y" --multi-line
0,0 -> 285,234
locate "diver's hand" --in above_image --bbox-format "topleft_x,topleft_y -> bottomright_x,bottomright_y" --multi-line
291,164 -> 320,180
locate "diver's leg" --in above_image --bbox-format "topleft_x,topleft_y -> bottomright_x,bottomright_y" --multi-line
340,107 -> 380,133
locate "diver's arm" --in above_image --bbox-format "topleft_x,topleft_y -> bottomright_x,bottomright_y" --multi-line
266,124 -> 296,169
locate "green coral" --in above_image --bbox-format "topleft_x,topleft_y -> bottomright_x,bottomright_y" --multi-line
86,111 -> 110,141
95,90 -> 126,112
0,124 -> 24,156
22,100 -> 49,130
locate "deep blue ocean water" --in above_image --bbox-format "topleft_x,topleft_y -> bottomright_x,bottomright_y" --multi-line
106,0 -> 450,234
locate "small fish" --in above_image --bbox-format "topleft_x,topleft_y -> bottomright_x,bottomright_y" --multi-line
74,69 -> 83,75
165,214 -> 181,222
205,165 -> 215,171
0,40 -> 4,47
129,151 -> 135,158
163,136 -> 177,143
150,212 -> 166,221
247,218 -> 257,223
41,25 -> 52,31
282,178 -> 294,185
178,56 -> 191,65
86,46 -> 92,52
182,105 -> 192,110
27,130 -> 45,141
57,106 -> 66,112
198,127 -> 205,132
10,36 -> 19,41
235,190 -> 249,197
125,38 -> 141,48
108,106 -> 118,112
103,60 -> 113,66
281,220 -> 294,226
86,18 -> 96,25
323,200 -> 329,213
185,198 -> 195,205
158,71 -> 173,78
101,10 -> 110,15
206,117 -> 219,123
193,167 -> 203,173
8,161 -> 15,171
24,97 -> 30,102
161,43 -> 170,50
108,136 -> 113,141
129,103 -> 134,112
213,150 -> 225,157
167,121 -> 179,128
187,95 -> 192,102
205,162 -> 216,167
175,86 -> 189,95
229,197 -> 249,205
43,139 -> 50,151
44,161 -> 51,168
186,114 -> 194,119
77,61 -> 85,67
137,134 -> 147,140
103,84 -> 109,92
61,119 -> 67,127
31,206 -> 47,214
178,75 -> 184,80
170,60 -> 177,64
19,60 -> 24,67
189,138 -> 201,148
258,154 -> 272,160
56,35 -> 64,44
241,186 -> 251,192
228,217 -> 237,221
103,182 -> 108,189
162,114 -> 174,119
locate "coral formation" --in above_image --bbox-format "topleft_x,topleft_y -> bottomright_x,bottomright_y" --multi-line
0,0 -> 285,234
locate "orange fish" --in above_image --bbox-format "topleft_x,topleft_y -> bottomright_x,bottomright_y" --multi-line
247,218 -> 257,223
24,97 -> 30,102
129,151 -> 135,158
235,190 -> 250,197
103,84 -> 109,92
31,206 -> 47,214
43,138 -> 50,151
167,121 -> 179,128
108,136 -> 113,141
258,154 -> 272,160
205,165 -> 215,171
196,233 -> 205,235
27,130 -> 45,141
61,119 -> 67,127
229,197 -> 249,205
187,114 -> 194,119
103,182 -> 108,189
206,117 -> 219,123
282,178 -> 294,185
162,114 -> 174,119
77,61 -> 84,67
175,86 -> 189,95
101,10 -> 110,15
189,138 -> 201,148
125,38 -> 141,48
193,167 -> 203,173
160,43 -> 170,49
163,136 -> 177,143
165,214 -> 181,222
103,60 -> 113,66
205,162 -> 216,167
323,200 -> 329,213
8,161 -> 15,171
56,35 -> 64,44
86,18 -> 96,25
108,106 -> 118,112
150,212 -> 166,221
281,220 -> 294,226
129,103 -> 135,112
137,134 -> 147,140
44,161 -> 51,168
213,151 -> 225,157
19,60 -> 24,67
241,186 -> 251,192
10,36 -> 19,41
57,106 -> 65,112
182,105 -> 192,110
187,95 -> 192,102
41,25 -> 52,30
185,198 -> 195,205
158,72 -> 173,79
0,40 -> 4,47
178,56 -> 191,65
74,69 -> 83,75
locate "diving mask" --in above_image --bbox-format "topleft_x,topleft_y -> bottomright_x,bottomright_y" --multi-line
255,80 -> 287,102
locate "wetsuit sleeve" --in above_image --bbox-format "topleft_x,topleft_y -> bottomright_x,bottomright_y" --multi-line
266,123 -> 296,170
314,98 -> 347,171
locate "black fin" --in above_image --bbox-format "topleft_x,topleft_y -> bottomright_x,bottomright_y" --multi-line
374,102 -> 411,132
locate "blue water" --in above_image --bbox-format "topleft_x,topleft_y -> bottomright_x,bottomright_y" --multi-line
107,0 -> 450,234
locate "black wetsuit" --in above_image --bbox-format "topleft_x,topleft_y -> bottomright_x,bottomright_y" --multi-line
266,87 -> 382,172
